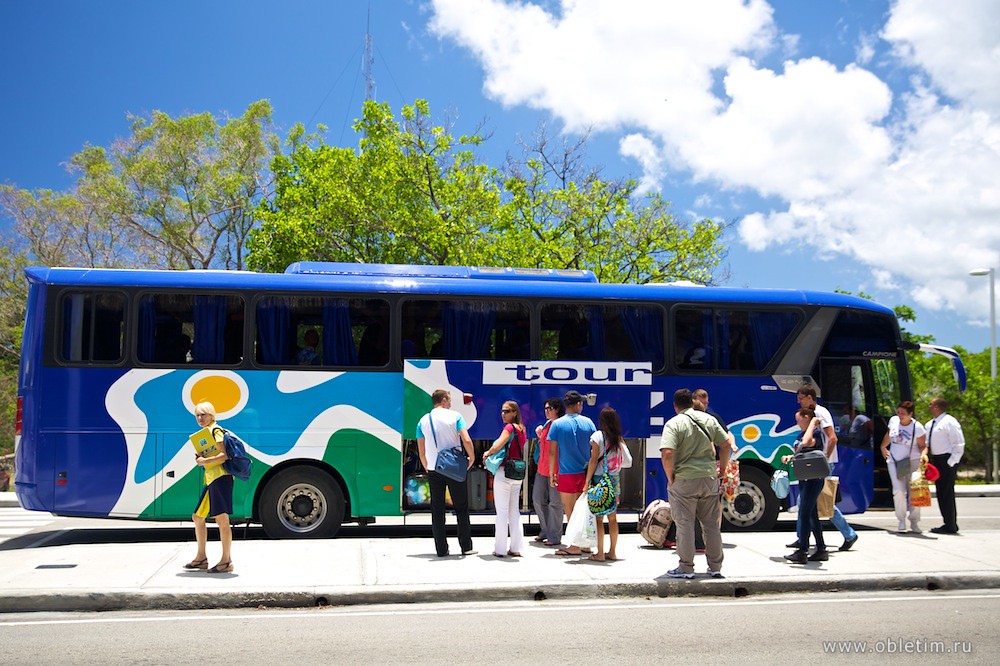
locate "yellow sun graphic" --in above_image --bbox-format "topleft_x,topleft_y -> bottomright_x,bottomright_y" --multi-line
182,371 -> 248,420
741,424 -> 761,444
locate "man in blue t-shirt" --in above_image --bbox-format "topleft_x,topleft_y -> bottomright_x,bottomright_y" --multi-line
547,390 -> 596,555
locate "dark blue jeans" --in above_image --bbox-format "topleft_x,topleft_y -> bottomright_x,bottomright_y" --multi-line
796,478 -> 826,552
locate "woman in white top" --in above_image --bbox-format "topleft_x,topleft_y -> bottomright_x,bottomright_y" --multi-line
879,401 -> 927,533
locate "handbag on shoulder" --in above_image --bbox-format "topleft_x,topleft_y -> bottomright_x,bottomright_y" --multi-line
792,449 -> 830,480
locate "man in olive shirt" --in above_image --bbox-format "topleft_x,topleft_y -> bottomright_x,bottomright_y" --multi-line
660,389 -> 731,579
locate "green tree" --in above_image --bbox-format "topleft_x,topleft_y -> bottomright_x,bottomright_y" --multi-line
0,101 -> 279,454
71,100 -> 279,270
248,100 -> 727,284
248,100 -> 502,270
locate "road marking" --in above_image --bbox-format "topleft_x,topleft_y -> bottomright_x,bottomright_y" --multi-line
0,507 -> 59,544
1,592 -> 997,627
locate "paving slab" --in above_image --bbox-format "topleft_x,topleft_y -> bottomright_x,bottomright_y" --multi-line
1,525 -> 999,613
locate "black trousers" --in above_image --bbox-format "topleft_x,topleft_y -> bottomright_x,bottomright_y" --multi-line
931,453 -> 959,531
429,471 -> 473,556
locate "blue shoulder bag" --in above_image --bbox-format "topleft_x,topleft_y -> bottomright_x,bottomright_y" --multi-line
429,413 -> 467,482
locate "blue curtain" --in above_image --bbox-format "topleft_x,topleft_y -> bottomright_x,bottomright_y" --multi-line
137,297 -> 156,363
322,299 -> 358,366
61,296 -> 75,361
256,297 -> 290,365
750,311 -> 799,368
586,306 -> 606,360
622,306 -> 664,367
700,310 -> 715,370
717,312 -> 731,369
194,296 -> 227,364
443,302 -> 496,360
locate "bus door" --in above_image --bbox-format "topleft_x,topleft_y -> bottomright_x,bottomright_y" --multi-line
402,360 -> 651,511
817,359 -> 876,514
522,361 -> 652,512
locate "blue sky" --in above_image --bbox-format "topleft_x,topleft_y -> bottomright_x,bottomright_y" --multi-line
2,1 -> 999,352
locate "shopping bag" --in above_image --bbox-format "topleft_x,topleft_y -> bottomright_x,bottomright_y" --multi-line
771,468 -> 790,499
910,460 -> 932,508
565,494 -> 597,550
720,458 -> 740,502
817,478 -> 838,519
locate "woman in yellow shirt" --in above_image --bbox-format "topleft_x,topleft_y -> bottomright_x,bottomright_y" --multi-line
183,401 -> 234,574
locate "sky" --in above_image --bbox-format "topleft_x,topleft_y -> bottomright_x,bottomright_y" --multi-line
1,0 -> 999,352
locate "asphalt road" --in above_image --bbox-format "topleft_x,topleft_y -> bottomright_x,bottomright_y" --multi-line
0,590 -> 997,664
2,496 -> 997,550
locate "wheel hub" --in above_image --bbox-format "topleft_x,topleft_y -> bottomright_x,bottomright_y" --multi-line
278,483 -> 327,532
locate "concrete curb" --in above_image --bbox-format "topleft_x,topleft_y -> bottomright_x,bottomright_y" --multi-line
2,572 -> 998,614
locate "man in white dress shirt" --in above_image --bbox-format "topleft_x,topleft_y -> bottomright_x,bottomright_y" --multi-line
925,397 -> 965,535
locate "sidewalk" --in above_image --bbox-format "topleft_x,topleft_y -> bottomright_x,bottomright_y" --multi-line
1,489 -> 999,613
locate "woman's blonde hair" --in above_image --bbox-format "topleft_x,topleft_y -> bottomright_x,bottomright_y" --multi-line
194,402 -> 217,419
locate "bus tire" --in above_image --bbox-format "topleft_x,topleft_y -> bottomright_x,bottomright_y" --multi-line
259,466 -> 345,539
722,465 -> 779,531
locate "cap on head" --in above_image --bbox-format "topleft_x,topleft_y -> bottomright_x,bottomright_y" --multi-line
564,390 -> 583,405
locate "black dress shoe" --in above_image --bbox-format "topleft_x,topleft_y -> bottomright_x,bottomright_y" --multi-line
807,549 -> 829,561
784,551 -> 807,564
930,526 -> 958,535
839,535 -> 858,551
786,539 -> 801,549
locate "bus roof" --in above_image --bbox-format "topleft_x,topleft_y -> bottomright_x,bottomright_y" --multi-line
23,265 -> 894,314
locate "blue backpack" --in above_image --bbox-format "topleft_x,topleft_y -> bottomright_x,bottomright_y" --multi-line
216,427 -> 253,481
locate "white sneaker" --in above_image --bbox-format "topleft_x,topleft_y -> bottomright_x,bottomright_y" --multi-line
910,524 -> 922,534
897,522 -> 907,533
666,567 -> 695,579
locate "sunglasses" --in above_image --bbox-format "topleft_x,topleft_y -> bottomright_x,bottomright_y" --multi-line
501,409 -> 513,414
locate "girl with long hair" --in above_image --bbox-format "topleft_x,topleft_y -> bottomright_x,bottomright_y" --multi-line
584,407 -> 625,561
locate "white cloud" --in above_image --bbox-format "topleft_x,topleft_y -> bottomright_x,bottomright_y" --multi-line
618,133 -> 664,194
429,0 -> 1000,324
856,32 -> 876,65
883,0 -> 1000,110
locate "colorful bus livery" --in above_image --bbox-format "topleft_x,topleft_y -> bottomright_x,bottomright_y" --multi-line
16,262 -> 925,536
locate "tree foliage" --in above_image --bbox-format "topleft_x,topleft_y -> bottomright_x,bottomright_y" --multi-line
247,100 -> 727,284
0,101 -> 279,454
70,100 -> 279,270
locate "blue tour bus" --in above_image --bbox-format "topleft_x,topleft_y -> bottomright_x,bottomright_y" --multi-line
14,261 -> 943,537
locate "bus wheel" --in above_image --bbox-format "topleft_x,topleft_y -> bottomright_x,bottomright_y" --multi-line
259,467 -> 345,539
722,466 -> 778,531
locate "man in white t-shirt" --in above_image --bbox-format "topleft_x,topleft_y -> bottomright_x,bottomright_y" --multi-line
417,389 -> 476,557
788,385 -> 859,552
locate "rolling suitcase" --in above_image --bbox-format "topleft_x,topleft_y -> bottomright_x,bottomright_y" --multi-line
467,465 -> 488,511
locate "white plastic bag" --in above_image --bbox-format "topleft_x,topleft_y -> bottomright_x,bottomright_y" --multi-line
619,443 -> 633,469
565,493 -> 597,549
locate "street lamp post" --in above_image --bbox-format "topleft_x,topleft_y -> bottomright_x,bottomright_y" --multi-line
970,267 -> 997,480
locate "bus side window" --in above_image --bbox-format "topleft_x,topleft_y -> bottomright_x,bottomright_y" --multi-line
674,308 -> 712,370
138,293 -> 243,366
401,299 -> 528,361
59,291 -> 126,364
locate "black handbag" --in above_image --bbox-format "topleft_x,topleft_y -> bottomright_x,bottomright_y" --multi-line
792,449 -> 831,480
